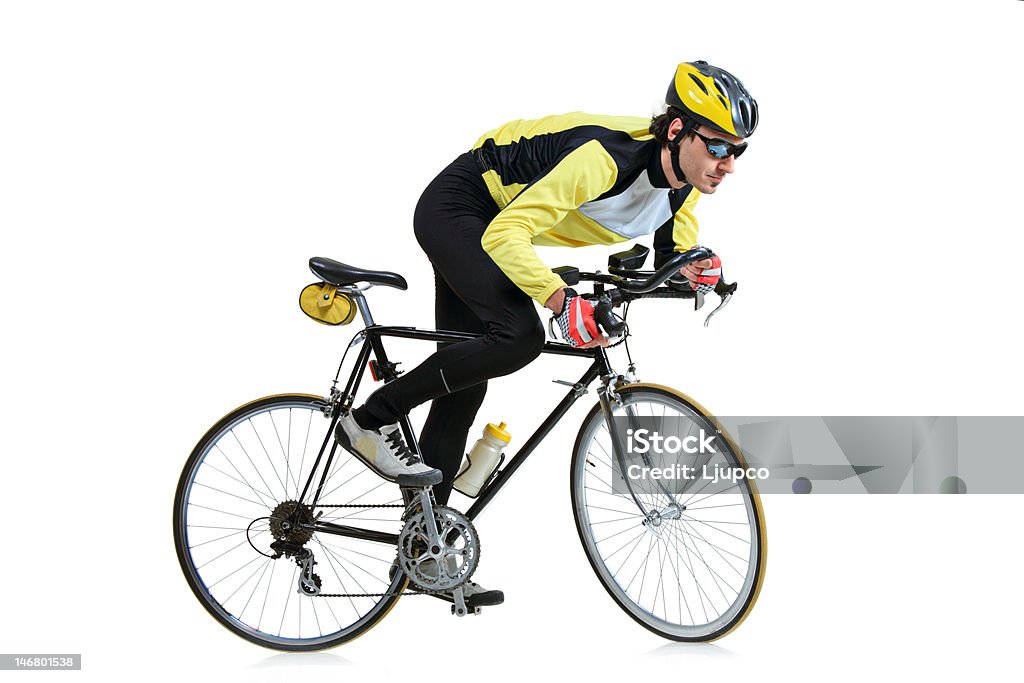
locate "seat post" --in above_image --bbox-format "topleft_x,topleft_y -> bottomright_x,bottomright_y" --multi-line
344,288 -> 375,327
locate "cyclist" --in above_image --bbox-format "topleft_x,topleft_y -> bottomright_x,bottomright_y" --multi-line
335,60 -> 758,606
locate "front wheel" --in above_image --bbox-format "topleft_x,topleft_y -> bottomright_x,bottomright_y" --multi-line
173,394 -> 408,651
570,384 -> 767,641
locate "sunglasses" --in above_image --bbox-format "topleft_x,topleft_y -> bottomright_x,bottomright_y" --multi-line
691,130 -> 748,159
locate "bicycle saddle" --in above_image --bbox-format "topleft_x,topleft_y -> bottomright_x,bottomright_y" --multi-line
309,257 -> 408,290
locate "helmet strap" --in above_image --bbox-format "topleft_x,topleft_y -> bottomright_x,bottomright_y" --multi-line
667,118 -> 697,184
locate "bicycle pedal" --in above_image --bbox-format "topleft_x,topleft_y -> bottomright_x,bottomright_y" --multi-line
451,604 -> 482,617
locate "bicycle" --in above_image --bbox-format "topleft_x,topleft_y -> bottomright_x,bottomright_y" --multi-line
172,244 -> 767,651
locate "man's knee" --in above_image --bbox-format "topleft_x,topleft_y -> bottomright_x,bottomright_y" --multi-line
524,318 -> 546,358
490,318 -> 545,373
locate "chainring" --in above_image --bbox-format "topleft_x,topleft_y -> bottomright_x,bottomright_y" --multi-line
397,505 -> 479,592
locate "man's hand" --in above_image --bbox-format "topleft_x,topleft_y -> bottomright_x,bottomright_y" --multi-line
679,252 -> 722,293
546,287 -> 609,348
544,288 -> 567,315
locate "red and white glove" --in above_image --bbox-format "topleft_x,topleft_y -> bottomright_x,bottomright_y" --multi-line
684,247 -> 722,294
552,290 -> 600,347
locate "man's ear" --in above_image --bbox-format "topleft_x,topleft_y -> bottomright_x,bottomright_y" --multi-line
668,117 -> 684,139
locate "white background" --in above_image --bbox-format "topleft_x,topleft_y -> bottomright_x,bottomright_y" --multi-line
2,0 -> 1022,680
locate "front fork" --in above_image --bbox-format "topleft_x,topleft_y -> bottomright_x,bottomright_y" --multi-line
597,379 -> 685,533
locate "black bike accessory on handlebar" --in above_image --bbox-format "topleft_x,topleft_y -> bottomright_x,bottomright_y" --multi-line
607,244 -> 650,271
552,265 -> 581,286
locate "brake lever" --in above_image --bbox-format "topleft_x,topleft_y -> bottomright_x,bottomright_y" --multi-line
703,293 -> 732,327
703,280 -> 738,327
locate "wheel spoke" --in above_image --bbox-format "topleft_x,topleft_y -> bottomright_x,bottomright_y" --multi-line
191,480 -> 269,509
270,409 -> 302,500
207,453 -> 277,508
229,430 -> 281,508
175,396 -> 406,649
572,389 -> 763,640
296,410 -> 314,501
247,417 -> 290,501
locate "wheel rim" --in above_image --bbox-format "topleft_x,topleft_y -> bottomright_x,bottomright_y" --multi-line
175,397 -> 407,648
572,390 -> 762,640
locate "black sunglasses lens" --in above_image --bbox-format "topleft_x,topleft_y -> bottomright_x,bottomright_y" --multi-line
707,141 -> 731,159
707,139 -> 748,159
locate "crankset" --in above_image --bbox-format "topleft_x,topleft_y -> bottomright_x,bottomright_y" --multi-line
397,504 -> 479,592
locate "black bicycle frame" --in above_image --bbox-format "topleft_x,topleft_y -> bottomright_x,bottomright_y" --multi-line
304,324 -> 616,544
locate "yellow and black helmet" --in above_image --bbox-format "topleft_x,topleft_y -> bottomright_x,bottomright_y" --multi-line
666,60 -> 758,138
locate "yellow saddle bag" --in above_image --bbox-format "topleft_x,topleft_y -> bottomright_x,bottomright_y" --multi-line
299,282 -> 358,326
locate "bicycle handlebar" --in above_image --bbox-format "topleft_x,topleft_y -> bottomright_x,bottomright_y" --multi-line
612,247 -> 715,293
581,247 -> 739,333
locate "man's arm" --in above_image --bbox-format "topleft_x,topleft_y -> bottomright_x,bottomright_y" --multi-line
480,139 -> 619,307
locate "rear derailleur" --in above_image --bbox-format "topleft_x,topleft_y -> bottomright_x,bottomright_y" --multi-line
269,540 -> 321,596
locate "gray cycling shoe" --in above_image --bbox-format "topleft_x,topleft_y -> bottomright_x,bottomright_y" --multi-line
335,413 -> 442,487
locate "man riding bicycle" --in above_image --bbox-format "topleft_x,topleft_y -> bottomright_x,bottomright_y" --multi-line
334,60 -> 758,607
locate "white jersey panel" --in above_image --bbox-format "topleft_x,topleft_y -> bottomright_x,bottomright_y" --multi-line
577,171 -> 673,239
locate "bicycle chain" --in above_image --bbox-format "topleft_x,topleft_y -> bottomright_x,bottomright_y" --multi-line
315,503 -> 406,508
312,503 -> 449,597
314,589 -> 444,598
311,504 -> 479,599
313,578 -> 455,599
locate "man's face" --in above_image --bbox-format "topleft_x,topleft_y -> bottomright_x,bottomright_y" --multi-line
665,122 -> 746,194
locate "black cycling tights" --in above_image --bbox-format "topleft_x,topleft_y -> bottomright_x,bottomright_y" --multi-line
353,152 -> 546,504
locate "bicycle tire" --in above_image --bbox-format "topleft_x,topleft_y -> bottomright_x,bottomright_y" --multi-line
173,394 -> 408,651
570,384 -> 767,641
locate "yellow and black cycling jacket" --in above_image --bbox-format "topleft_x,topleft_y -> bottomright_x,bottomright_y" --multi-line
472,112 -> 700,306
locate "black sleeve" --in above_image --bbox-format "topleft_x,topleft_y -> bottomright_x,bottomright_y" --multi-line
652,186 -> 693,268
652,217 -> 676,269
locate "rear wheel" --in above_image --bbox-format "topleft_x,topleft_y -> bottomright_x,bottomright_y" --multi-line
570,384 -> 767,641
173,394 -> 408,651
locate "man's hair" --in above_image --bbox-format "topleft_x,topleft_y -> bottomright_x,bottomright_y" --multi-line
649,106 -> 694,146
